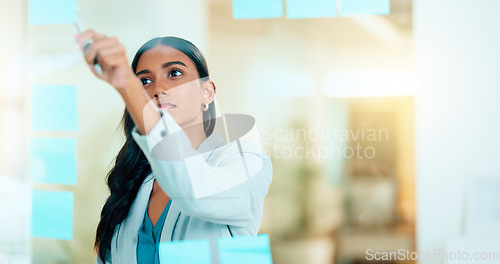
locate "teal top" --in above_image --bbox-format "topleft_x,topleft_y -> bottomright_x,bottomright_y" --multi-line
136,199 -> 172,264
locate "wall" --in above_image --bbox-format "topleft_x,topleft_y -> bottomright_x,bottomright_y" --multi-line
414,0 -> 500,263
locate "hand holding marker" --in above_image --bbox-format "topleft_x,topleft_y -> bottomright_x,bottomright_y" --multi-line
75,14 -> 102,75
74,17 -> 139,92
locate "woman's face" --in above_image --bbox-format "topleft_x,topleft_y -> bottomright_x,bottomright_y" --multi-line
134,45 -> 215,129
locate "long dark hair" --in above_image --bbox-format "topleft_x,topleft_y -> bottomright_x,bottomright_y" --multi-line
94,37 -> 216,262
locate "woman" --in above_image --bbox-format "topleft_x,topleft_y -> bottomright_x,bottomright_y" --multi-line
75,30 -> 273,264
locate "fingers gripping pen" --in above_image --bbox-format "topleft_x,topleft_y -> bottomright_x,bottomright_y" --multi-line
75,14 -> 103,75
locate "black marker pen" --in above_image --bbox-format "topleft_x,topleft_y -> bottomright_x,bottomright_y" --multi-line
75,14 -> 102,75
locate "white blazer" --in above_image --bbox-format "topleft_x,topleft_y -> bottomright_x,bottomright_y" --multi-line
97,111 -> 273,264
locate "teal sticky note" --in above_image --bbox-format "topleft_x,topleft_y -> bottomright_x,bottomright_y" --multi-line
30,137 -> 77,185
29,0 -> 77,25
218,234 -> 273,264
32,190 -> 74,240
340,0 -> 390,16
286,0 -> 337,19
159,240 -> 211,264
233,0 -> 283,19
31,84 -> 78,132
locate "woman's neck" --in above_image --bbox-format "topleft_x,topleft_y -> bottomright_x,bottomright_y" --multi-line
181,121 -> 207,150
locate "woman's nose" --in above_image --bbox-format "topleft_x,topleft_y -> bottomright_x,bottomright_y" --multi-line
154,80 -> 170,96
154,89 -> 168,97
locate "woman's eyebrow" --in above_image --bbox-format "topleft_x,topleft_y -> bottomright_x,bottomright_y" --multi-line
162,61 -> 187,68
136,69 -> 150,76
135,61 -> 186,76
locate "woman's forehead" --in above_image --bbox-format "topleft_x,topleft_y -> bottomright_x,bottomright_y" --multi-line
137,46 -> 193,69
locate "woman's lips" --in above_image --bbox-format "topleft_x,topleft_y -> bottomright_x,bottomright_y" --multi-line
158,102 -> 176,109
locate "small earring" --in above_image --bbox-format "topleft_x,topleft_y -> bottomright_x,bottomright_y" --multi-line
201,102 -> 209,111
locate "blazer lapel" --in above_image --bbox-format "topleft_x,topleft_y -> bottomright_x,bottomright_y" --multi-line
160,201 -> 181,243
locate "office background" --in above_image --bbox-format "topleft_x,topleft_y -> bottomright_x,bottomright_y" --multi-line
1,0 -> 499,263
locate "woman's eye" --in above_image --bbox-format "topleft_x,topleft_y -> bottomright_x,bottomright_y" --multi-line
141,78 -> 152,85
168,69 -> 183,78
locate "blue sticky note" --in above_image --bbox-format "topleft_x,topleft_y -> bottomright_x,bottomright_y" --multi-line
159,240 -> 211,264
32,190 -> 74,240
286,0 -> 337,19
233,0 -> 283,19
340,0 -> 390,16
31,84 -> 78,132
218,234 -> 273,264
30,137 -> 77,185
29,0 -> 77,25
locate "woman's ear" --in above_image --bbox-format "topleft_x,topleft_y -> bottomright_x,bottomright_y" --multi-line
202,80 -> 216,104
